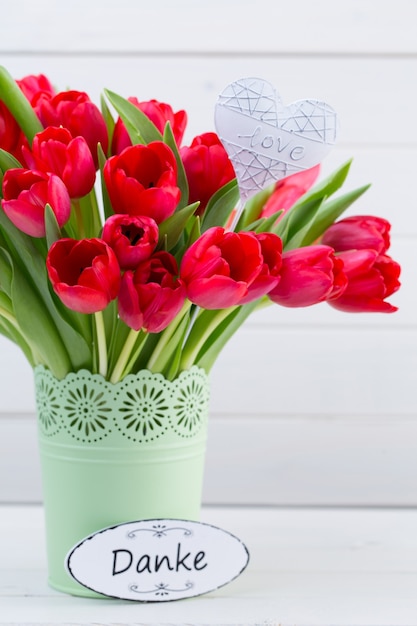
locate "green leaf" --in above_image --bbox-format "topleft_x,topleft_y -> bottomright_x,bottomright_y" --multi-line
77,187 -> 103,238
184,215 -> 201,249
275,196 -> 324,248
44,203 -> 62,248
0,247 -> 13,296
292,160 -> 353,208
163,121 -> 189,209
297,184 -> 371,248
235,184 -> 274,230
98,143 -> 114,221
157,202 -> 198,251
201,179 -> 240,231
242,209 -> 284,234
10,261 -> 72,377
0,211 -> 93,371
100,93 -> 115,156
104,89 -> 162,145
0,148 -> 22,172
0,314 -> 34,365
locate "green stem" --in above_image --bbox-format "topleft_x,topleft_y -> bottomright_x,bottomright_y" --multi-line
72,199 -> 85,238
94,311 -> 107,378
0,306 -> 19,330
180,307 -> 237,371
110,327 -> 141,384
146,301 -> 192,371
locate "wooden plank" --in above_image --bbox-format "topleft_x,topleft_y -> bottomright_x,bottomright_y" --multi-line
0,324 -> 411,415
2,506 -> 417,624
209,327 -> 415,417
0,56 -> 416,147
1,0 -> 417,54
2,413 -> 417,506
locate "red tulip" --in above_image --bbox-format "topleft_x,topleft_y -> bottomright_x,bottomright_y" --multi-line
0,100 -> 23,158
17,73 -> 56,105
1,168 -> 71,237
103,142 -> 180,223
328,249 -> 400,313
180,226 -> 280,309
321,215 -> 391,255
102,213 -> 159,270
239,232 -> 282,304
180,132 -> 236,213
268,245 -> 347,307
118,251 -> 186,333
111,97 -> 187,154
46,238 -> 121,314
260,165 -> 320,218
22,126 -> 96,198
34,90 -> 108,166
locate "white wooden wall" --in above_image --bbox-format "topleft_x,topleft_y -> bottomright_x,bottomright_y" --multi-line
0,0 -> 416,506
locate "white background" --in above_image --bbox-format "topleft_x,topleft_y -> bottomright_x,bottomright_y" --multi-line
0,0 -> 416,506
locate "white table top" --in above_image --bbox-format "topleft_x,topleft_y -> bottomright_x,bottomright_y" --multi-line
1,504 -> 417,625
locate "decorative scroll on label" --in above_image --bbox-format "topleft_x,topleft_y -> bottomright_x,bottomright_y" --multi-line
215,77 -> 338,200
67,518 -> 249,601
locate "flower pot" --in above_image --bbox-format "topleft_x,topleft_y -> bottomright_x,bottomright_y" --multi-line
34,365 -> 209,598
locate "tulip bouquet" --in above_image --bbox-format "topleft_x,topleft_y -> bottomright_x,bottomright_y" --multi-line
0,66 -> 401,384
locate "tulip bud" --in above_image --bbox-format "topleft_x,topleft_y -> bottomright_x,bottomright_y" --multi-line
34,90 -> 108,167
328,249 -> 400,313
23,126 -> 96,199
321,215 -> 391,255
111,97 -> 187,154
104,142 -> 180,223
118,251 -> 186,333
46,238 -> 121,314
269,245 -> 347,307
180,132 -> 235,214
2,168 -> 71,237
102,213 -> 159,270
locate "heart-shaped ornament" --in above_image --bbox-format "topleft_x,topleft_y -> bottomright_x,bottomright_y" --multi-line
214,77 -> 338,201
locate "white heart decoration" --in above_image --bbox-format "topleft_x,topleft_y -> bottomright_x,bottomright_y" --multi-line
214,77 -> 338,201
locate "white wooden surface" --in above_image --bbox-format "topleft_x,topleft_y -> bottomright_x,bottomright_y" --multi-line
0,1 -> 416,506
2,504 -> 417,625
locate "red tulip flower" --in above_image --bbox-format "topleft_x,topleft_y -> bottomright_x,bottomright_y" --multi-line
17,73 -> 56,105
1,168 -> 71,237
34,90 -> 108,167
239,232 -> 282,304
118,251 -> 186,333
22,126 -> 96,199
269,245 -> 347,308
103,142 -> 180,223
328,249 -> 400,313
260,165 -> 320,218
46,238 -> 121,314
321,215 -> 391,255
0,100 -> 24,160
111,97 -> 187,154
102,213 -> 159,270
181,226 -> 280,309
180,132 -> 236,213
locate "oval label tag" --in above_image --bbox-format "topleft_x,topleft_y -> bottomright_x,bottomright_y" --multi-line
67,519 -> 249,601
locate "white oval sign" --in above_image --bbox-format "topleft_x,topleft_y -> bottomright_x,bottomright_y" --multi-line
67,519 -> 249,601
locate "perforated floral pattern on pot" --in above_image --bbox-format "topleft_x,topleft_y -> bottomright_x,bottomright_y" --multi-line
35,367 -> 62,437
34,366 -> 209,445
169,368 -> 210,438
113,371 -> 171,443
60,371 -> 113,443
